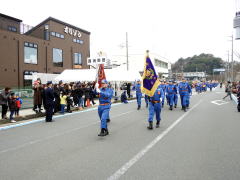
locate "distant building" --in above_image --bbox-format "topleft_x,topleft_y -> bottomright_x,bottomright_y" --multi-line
111,53 -> 171,78
173,72 -> 206,80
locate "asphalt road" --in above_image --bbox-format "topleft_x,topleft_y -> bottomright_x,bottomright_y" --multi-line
0,87 -> 240,180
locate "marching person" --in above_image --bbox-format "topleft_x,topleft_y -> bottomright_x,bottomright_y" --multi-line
44,81 -> 55,122
96,79 -> 113,137
147,85 -> 164,129
166,80 -> 177,110
159,81 -> 166,107
178,78 -> 192,112
173,81 -> 178,108
134,79 -> 142,110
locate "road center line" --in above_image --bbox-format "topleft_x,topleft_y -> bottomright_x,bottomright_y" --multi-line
107,100 -> 202,180
0,110 -> 135,155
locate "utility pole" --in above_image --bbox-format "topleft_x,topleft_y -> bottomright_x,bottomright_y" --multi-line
227,50 -> 230,81
126,32 -> 129,71
231,35 -> 234,82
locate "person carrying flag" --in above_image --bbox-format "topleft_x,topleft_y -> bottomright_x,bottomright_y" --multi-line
141,50 -> 162,129
95,79 -> 113,137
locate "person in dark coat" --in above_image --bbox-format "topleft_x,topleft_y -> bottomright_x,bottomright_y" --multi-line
44,81 -> 54,122
121,91 -> 128,104
8,92 -> 16,123
53,84 -> 61,113
33,81 -> 43,113
127,83 -> 131,98
0,87 -> 11,119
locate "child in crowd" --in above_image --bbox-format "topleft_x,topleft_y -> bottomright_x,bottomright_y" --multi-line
60,92 -> 67,114
8,92 -> 16,123
15,96 -> 22,117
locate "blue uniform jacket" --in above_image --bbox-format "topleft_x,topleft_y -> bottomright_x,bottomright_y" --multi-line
149,86 -> 164,102
178,82 -> 192,95
99,88 -> 113,105
135,84 -> 142,95
166,84 -> 177,94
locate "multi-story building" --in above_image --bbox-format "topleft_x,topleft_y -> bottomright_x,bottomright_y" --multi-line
111,53 -> 171,78
0,13 -> 90,87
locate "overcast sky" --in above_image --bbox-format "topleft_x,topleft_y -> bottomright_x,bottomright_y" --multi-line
1,0 -> 237,63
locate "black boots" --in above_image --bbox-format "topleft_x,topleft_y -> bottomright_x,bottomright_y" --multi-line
169,106 -> 173,110
98,128 -> 109,136
107,119 -> 111,123
137,105 -> 141,110
147,122 -> 153,130
156,121 -> 160,128
174,104 -> 177,108
183,106 -> 187,112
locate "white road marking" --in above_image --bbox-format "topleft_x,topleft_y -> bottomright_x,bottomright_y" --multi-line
0,110 -> 135,155
211,100 -> 229,106
107,100 -> 202,180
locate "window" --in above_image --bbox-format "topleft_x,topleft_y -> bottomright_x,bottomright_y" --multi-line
53,48 -> 63,67
51,31 -> 64,39
24,42 -> 38,64
23,71 -> 38,87
8,26 -> 17,32
73,38 -> 83,44
74,53 -> 82,65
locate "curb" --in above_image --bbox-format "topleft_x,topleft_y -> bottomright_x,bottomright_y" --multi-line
0,99 -> 137,131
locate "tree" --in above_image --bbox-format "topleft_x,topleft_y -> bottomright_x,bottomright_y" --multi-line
172,54 -> 224,75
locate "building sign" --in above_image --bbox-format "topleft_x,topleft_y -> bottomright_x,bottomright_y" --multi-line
64,26 -> 82,38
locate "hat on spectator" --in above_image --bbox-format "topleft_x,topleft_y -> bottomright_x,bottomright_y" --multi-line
47,81 -> 52,85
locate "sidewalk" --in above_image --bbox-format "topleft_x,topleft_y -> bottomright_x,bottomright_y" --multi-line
0,95 -> 136,125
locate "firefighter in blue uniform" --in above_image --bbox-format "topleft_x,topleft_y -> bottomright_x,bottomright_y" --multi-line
147,86 -> 164,129
159,81 -> 166,107
44,81 -> 54,122
173,81 -> 178,108
208,81 -> 213,91
96,79 -> 113,136
135,79 -> 142,110
178,78 -> 192,112
166,80 -> 177,110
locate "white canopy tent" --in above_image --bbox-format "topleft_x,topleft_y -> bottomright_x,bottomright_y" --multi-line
55,68 -> 141,83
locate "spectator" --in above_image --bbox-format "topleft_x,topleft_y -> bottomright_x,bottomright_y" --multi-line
15,96 -> 22,117
8,92 -> 16,123
66,92 -> 73,113
33,80 -> 43,113
127,83 -> 131,98
223,81 -> 232,100
60,92 -> 67,114
0,87 -> 11,119
121,91 -> 128,104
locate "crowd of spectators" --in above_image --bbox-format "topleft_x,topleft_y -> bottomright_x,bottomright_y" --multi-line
32,78 -> 97,114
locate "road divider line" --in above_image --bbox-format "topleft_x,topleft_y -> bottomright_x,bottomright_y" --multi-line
0,100 -> 137,131
107,100 -> 202,180
0,110 -> 135,155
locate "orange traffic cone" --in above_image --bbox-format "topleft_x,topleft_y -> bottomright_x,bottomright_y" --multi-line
86,99 -> 91,107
